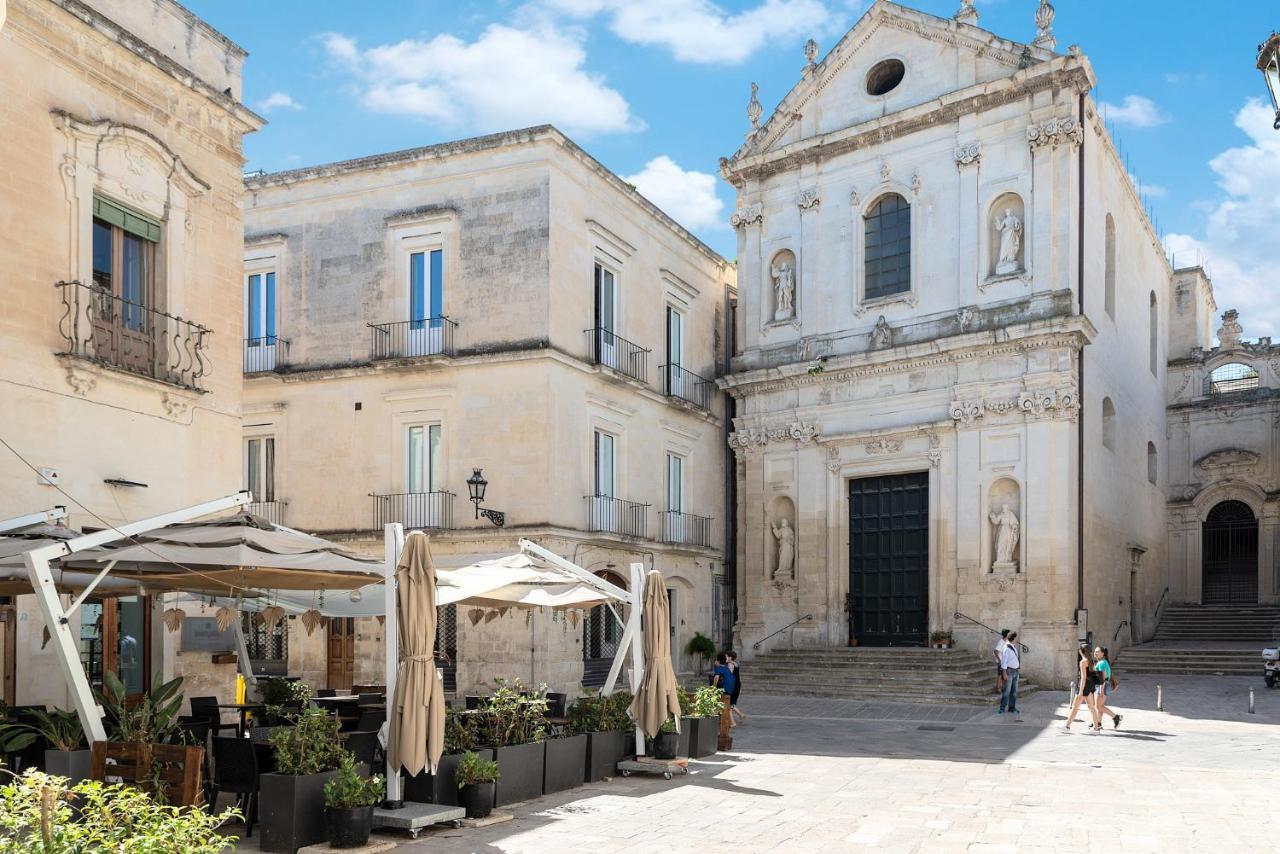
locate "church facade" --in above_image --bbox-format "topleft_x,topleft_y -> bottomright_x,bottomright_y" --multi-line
719,1 -> 1187,686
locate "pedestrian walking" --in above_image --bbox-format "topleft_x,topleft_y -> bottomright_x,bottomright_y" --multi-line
1090,646 -> 1122,732
994,628 -> 1010,692
998,631 -> 1021,718
727,650 -> 746,725
1063,642 -> 1095,732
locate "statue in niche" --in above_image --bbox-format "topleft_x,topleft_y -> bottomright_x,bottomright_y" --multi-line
989,503 -> 1020,570
771,518 -> 795,580
993,207 -> 1024,276
772,258 -> 795,321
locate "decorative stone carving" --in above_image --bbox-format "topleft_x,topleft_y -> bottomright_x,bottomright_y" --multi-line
770,250 -> 797,322
879,159 -> 892,182
786,421 -> 819,444
797,188 -> 820,210
954,0 -> 978,25
728,421 -> 819,454
162,393 -> 191,419
1018,386 -> 1078,419
925,431 -> 942,468
771,518 -> 796,581
869,315 -> 893,349
747,82 -> 763,129
954,141 -> 981,167
864,438 -> 903,455
849,186 -> 860,207
1027,116 -> 1082,149
1194,448 -> 1262,478
727,429 -> 768,455
989,503 -> 1020,572
950,399 -> 983,425
956,306 -> 976,330
910,170 -> 922,196
729,203 -> 763,228
64,365 -> 96,397
825,447 -> 842,474
803,38 -> 819,73
1033,0 -> 1056,51
1217,309 -> 1243,349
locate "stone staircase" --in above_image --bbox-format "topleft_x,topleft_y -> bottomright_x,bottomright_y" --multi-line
744,647 -> 1032,705
1119,605 -> 1280,676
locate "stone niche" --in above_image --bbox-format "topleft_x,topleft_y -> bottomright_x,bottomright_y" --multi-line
768,249 -> 797,323
987,477 -> 1021,573
767,494 -> 796,584
987,193 -> 1026,280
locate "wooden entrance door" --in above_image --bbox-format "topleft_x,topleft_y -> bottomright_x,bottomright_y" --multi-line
0,600 -> 15,706
848,472 -> 929,646
78,596 -> 151,700
327,618 -> 355,691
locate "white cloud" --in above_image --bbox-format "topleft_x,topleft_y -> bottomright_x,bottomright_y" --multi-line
1128,172 -> 1168,199
320,25 -> 642,136
540,0 -> 839,64
256,92 -> 302,113
1098,95 -> 1170,129
1165,99 -> 1280,339
624,156 -> 725,230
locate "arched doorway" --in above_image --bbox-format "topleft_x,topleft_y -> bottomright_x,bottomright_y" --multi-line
583,570 -> 626,687
1202,500 -> 1258,604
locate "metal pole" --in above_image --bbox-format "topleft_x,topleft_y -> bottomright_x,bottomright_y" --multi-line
383,523 -> 405,807
1157,683 -> 1163,711
232,616 -> 257,690
0,506 -> 67,534
629,562 -> 647,757
1249,685 -> 1255,714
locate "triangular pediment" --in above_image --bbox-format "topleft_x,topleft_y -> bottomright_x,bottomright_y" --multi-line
729,1 -> 1052,164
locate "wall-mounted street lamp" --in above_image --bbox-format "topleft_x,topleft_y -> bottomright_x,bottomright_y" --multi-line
1258,32 -> 1280,129
466,468 -> 505,527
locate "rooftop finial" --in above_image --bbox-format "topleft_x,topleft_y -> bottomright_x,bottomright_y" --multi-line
955,0 -> 978,25
1033,0 -> 1057,51
747,82 -> 763,129
803,38 -> 819,72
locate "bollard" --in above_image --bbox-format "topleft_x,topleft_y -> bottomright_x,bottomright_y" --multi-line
1070,679 -> 1077,700
1157,683 -> 1163,712
1250,685 -> 1255,714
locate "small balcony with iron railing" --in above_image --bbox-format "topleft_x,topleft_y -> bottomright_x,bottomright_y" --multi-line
246,499 -> 288,526
659,510 -> 714,549
371,491 -> 455,530
56,280 -> 210,390
369,317 -> 457,360
659,363 -> 715,413
585,328 -> 649,384
584,495 -> 650,539
243,336 -> 287,373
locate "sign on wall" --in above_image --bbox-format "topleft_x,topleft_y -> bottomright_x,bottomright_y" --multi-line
182,617 -> 236,652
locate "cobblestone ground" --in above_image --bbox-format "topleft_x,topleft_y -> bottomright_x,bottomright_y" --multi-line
234,674 -> 1280,853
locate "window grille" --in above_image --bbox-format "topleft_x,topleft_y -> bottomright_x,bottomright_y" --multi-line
1206,363 -> 1259,395
864,194 -> 911,300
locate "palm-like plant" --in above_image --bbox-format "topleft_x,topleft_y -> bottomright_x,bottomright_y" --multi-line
0,707 -> 85,752
97,671 -> 185,745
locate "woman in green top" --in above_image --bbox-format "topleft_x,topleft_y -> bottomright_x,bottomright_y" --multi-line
1090,647 -> 1122,731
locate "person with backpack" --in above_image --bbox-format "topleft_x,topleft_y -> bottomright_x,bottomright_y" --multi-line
1090,646 -> 1122,731
998,631 -> 1022,719
994,629 -> 1010,692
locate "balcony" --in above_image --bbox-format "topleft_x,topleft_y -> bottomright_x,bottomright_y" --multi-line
243,336 -> 287,373
371,491 -> 455,530
56,280 -> 210,390
585,495 -> 649,539
369,318 -> 457,360
246,499 -> 288,526
659,363 -> 714,412
659,511 -> 714,549
585,328 -> 649,384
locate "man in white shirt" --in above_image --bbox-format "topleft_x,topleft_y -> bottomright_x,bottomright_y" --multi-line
993,629 -> 1010,691
998,631 -> 1021,718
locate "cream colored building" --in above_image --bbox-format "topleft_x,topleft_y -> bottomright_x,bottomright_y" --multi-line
720,1 -> 1174,686
240,127 -> 736,697
0,0 -> 261,706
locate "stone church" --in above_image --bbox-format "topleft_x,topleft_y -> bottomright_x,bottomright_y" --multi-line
720,0 -> 1277,686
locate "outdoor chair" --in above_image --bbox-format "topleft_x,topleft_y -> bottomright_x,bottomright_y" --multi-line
547,692 -> 568,718
356,708 -> 385,733
356,692 -> 382,707
343,730 -> 379,774
209,736 -> 260,837
464,695 -> 484,710
316,688 -> 337,698
190,696 -> 238,737
173,718 -> 213,805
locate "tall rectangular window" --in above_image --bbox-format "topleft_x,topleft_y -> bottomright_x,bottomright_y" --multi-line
409,249 -> 443,328
593,430 -> 615,497
91,197 -> 159,371
244,437 -> 275,502
594,264 -> 616,335
667,453 -> 683,513
666,307 -> 683,367
245,272 -> 277,341
406,424 -> 443,493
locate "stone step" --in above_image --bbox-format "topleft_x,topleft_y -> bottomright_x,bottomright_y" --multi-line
750,682 -> 1039,704
749,660 -> 993,675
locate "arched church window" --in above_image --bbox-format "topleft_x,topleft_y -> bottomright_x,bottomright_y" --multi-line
1206,363 -> 1259,395
1104,214 -> 1116,319
1147,441 -> 1158,485
864,194 -> 911,300
1101,396 -> 1116,451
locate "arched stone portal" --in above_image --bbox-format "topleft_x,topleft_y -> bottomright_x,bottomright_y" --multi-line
1202,500 -> 1259,604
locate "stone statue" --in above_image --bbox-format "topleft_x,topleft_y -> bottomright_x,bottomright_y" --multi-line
747,82 -> 762,129
994,208 -> 1023,275
771,518 -> 795,580
772,259 -> 795,321
870,315 -> 893,349
989,503 -> 1020,570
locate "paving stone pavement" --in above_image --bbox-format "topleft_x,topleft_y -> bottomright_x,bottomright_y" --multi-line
233,675 -> 1280,853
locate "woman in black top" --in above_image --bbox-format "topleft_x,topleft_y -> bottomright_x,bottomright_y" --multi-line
727,650 -> 746,726
1062,643 -> 1096,732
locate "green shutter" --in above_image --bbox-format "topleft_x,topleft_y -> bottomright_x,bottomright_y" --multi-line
93,195 -> 161,243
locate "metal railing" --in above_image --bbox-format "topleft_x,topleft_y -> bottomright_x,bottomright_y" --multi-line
659,363 -> 714,412
246,500 -> 287,526
954,611 -> 1029,653
659,510 -> 713,548
753,614 -> 813,651
585,327 -> 649,384
584,495 -> 649,538
243,336 -> 287,373
369,317 -> 457,360
371,491 -> 455,530
56,280 -> 211,390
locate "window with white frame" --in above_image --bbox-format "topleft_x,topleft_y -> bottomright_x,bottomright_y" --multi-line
405,424 -> 443,493
243,437 -> 276,503
666,453 -> 684,513
244,270 -> 278,371
593,430 -> 615,498
409,249 -> 444,327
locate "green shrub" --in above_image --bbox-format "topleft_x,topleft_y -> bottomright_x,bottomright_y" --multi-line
455,751 -> 499,788
323,753 -> 384,809
684,632 -> 716,669
0,770 -> 239,853
444,707 -> 477,754
658,718 -> 678,735
691,685 -> 725,718
475,680 -> 548,746
269,707 -> 346,775
569,690 -> 633,734
98,672 -> 184,747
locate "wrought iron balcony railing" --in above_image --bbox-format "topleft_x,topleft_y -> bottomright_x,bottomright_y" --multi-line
584,494 -> 650,539
246,499 -> 288,526
371,491 -> 455,530
585,328 -> 649,384
369,318 -> 457,360
243,336 -> 287,373
659,510 -> 714,548
659,363 -> 714,412
56,280 -> 210,390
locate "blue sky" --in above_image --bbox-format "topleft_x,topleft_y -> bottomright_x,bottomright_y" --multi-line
186,0 -> 1280,336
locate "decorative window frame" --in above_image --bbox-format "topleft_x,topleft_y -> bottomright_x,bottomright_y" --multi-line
862,53 -> 911,102
391,407 -> 448,495
386,212 -> 457,324
244,234 -> 286,342
853,185 -> 920,317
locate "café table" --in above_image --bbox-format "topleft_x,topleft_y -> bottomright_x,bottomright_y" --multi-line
216,702 -> 265,737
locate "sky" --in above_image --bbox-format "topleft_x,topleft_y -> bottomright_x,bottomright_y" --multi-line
186,0 -> 1280,338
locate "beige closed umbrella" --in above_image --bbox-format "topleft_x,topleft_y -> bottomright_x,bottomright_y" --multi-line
631,569 -> 681,740
387,531 -> 445,777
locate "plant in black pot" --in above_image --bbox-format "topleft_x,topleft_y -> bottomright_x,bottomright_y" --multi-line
687,685 -> 724,758
570,690 -> 633,783
651,718 -> 679,761
477,680 -> 548,808
0,707 -> 89,783
257,677 -> 310,726
455,750 -> 499,819
259,706 -> 347,852
323,752 -> 385,848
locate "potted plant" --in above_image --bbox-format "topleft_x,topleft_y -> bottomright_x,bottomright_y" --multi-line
651,718 -> 679,760
570,690 -> 632,783
257,676 -> 310,725
323,752 -> 385,848
0,707 -> 89,783
96,672 -> 205,805
542,723 -> 586,796
686,685 -> 724,759
411,706 -> 492,806
684,632 -> 716,677
477,680 -> 548,808
930,630 -> 953,650
259,706 -> 347,852
455,750 -> 499,819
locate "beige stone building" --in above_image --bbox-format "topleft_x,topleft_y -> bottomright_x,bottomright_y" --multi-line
240,127 -> 736,698
0,0 -> 261,706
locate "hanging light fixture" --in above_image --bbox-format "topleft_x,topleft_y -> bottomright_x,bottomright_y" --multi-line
466,468 -> 505,527
1258,32 -> 1280,129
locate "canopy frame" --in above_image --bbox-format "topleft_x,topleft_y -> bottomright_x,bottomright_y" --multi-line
0,506 -> 67,534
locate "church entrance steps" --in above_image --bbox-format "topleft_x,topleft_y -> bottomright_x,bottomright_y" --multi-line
1151,605 -> 1280,643
744,647 -> 1035,705
1118,643 -> 1260,676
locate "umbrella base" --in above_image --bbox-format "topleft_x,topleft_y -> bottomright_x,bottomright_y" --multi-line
616,757 -> 690,781
372,802 -> 465,840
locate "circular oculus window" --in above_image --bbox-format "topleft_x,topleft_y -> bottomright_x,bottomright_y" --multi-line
865,59 -> 906,96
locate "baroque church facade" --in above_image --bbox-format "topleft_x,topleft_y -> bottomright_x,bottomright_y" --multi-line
719,1 -> 1275,686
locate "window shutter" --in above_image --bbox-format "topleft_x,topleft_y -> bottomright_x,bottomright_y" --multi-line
93,195 -> 161,243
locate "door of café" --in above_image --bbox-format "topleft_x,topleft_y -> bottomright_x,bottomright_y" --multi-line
327,617 -> 356,691
78,595 -> 151,700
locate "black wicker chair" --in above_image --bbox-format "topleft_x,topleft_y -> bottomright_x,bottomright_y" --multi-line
209,737 -> 260,836
343,730 -> 380,774
189,696 -> 238,737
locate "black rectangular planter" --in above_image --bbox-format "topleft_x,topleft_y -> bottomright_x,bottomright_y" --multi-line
45,749 -> 92,784
677,724 -> 690,758
419,749 -> 495,806
584,731 -> 625,783
258,770 -> 338,853
688,716 -> 718,758
542,734 -> 586,794
494,741 -> 545,807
